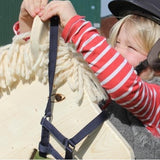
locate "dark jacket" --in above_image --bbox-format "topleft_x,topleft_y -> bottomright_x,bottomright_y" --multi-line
108,76 -> 160,159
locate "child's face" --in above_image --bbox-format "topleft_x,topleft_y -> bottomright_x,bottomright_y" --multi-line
114,23 -> 147,67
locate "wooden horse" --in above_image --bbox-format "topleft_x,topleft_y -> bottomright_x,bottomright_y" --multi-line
0,16 -> 134,159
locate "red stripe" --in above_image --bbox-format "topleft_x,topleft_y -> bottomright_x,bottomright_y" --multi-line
61,15 -> 160,137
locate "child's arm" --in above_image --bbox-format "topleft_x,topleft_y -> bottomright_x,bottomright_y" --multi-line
61,15 -> 160,137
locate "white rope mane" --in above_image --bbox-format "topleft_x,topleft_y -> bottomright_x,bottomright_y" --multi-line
0,22 -> 108,104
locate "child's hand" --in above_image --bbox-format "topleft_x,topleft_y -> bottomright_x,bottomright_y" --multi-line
19,0 -> 48,33
39,1 -> 77,28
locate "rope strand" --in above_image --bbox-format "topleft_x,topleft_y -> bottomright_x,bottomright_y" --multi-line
0,31 -> 108,103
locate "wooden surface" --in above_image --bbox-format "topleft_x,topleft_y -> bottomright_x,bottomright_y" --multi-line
0,79 -> 134,159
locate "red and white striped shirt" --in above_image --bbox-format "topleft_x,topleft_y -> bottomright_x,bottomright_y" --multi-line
61,15 -> 160,137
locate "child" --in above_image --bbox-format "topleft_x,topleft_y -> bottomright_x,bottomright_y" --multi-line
108,14 -> 160,80
17,0 -> 160,158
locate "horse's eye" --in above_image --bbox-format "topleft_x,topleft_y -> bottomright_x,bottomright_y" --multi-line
51,93 -> 65,103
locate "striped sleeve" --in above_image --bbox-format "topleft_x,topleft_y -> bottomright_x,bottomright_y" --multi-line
13,21 -> 30,41
13,21 -> 20,35
62,15 -> 160,137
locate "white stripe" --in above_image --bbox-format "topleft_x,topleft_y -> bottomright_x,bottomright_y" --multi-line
132,88 -> 145,108
69,20 -> 87,42
119,82 -> 141,106
101,59 -> 127,86
149,95 -> 160,126
138,89 -> 153,117
113,77 -> 137,101
149,104 -> 160,126
84,39 -> 106,59
141,89 -> 156,122
134,86 -> 151,116
95,52 -> 119,76
75,26 -> 96,48
134,92 -> 149,114
121,82 -> 145,106
67,19 -> 86,42
88,45 -> 111,68
106,64 -> 133,93
79,33 -> 98,52
156,111 -> 160,127
157,127 -> 160,135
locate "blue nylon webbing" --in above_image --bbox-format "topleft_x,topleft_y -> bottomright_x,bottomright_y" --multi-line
40,110 -> 109,159
39,16 -> 59,158
38,16 -> 109,159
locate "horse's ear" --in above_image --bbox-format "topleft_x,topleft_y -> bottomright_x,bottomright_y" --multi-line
31,16 -> 49,60
100,15 -> 118,38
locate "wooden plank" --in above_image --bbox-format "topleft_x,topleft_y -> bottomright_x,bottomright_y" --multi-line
0,80 -> 134,159
0,16 -> 134,159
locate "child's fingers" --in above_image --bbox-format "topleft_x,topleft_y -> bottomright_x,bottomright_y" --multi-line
21,0 -> 37,17
39,1 -> 57,20
33,0 -> 42,14
40,1 -> 77,27
40,0 -> 48,10
22,0 -> 48,17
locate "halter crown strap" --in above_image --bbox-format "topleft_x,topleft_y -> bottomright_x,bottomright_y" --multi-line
44,16 -> 59,117
39,16 -> 59,158
38,16 -> 109,159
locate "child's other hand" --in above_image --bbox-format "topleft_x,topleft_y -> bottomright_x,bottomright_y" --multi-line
39,1 -> 77,28
19,0 -> 48,33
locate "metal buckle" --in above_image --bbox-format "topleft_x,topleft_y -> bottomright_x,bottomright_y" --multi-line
64,139 -> 75,153
41,115 -> 53,125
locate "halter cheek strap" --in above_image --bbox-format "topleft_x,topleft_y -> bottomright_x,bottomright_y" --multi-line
38,16 -> 109,159
39,16 -> 60,158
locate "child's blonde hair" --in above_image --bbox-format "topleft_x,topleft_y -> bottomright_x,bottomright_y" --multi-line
108,15 -> 160,54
